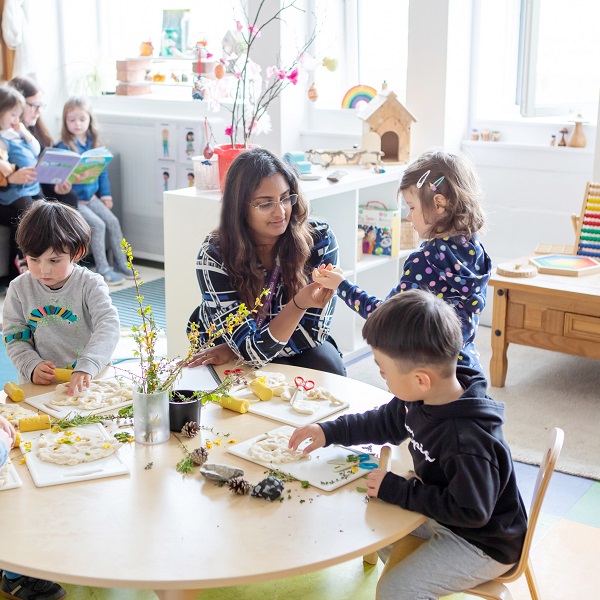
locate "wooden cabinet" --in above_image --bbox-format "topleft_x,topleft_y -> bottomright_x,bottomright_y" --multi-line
163,165 -> 414,361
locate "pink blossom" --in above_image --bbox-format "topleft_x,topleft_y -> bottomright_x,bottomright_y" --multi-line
248,25 -> 261,37
286,68 -> 299,85
250,120 -> 258,134
225,125 -> 234,137
235,72 -> 242,80
236,21 -> 243,31
206,52 -> 213,59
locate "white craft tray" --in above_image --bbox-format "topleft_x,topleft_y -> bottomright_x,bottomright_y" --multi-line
19,424 -> 129,488
239,389 -> 349,428
0,459 -> 22,491
23,378 -> 133,418
228,425 -> 372,492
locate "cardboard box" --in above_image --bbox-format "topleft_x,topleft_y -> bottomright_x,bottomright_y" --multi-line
116,84 -> 152,96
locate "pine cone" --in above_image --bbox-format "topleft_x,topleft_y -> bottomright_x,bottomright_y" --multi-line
228,477 -> 251,495
181,421 -> 201,438
190,447 -> 209,466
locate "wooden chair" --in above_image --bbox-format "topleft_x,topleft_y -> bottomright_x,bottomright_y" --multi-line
376,427 -> 565,600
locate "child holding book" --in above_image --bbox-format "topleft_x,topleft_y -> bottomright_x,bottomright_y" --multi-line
315,151 -> 492,370
289,289 -> 527,599
55,96 -> 130,286
0,85 -> 41,281
2,199 -> 120,394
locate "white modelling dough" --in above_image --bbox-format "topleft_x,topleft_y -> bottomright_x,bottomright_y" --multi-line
290,389 -> 319,415
0,462 -> 9,487
51,380 -> 133,409
37,429 -> 119,466
248,432 -> 307,464
0,403 -> 37,425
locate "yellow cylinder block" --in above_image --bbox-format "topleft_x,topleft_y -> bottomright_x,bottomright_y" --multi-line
4,382 -> 24,402
53,368 -> 73,382
14,432 -> 21,447
18,414 -> 51,432
220,395 -> 249,414
249,378 -> 273,401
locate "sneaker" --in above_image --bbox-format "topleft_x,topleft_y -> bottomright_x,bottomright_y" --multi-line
100,268 -> 125,286
0,574 -> 66,600
113,264 -> 135,280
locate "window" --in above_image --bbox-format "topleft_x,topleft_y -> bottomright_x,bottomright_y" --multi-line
473,0 -> 599,120
311,0 -> 409,109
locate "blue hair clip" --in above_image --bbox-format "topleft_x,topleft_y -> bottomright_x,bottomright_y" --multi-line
429,176 -> 445,191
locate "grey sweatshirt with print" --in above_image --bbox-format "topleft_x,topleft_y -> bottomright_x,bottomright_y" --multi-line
2,265 -> 120,383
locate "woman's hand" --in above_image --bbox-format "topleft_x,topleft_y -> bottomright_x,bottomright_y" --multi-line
288,424 -> 325,453
294,281 -> 335,310
0,159 -> 14,178
189,343 -> 237,367
54,180 -> 72,195
8,167 -> 37,185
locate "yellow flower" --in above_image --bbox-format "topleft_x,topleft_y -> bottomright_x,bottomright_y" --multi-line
228,439 -> 237,444
206,440 -> 213,449
214,438 -> 222,446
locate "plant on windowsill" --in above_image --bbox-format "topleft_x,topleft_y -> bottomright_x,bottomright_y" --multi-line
119,239 -> 262,444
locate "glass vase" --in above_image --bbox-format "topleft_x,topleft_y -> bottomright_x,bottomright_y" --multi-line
133,389 -> 170,445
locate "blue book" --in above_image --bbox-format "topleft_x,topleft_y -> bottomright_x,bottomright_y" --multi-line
35,147 -> 113,185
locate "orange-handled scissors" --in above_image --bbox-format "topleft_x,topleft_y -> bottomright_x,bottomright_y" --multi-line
294,376 -> 315,391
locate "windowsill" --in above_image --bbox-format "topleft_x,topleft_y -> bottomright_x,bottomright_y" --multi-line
462,139 -> 594,153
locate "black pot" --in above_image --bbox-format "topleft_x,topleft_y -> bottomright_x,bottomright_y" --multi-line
169,389 -> 201,432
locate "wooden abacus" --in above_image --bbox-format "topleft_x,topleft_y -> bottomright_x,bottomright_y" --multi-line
573,182 -> 600,258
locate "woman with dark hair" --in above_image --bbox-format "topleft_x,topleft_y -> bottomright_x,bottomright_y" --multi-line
189,147 -> 345,375
8,76 -> 78,209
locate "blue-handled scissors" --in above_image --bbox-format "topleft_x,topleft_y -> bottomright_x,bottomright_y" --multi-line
329,452 -> 378,471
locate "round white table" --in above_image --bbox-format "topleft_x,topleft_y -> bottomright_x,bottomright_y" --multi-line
0,363 -> 425,599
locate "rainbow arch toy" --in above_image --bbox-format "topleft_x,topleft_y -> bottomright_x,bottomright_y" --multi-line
341,85 -> 377,109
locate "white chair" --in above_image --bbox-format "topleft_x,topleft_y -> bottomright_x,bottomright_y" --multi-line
376,427 -> 565,600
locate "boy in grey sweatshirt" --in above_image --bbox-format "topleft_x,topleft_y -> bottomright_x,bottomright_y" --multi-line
2,199 -> 119,396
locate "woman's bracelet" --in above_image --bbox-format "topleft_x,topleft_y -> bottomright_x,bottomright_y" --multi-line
292,296 -> 308,311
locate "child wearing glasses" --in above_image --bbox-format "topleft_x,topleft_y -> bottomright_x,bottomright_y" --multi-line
55,96 -> 131,286
290,289 -> 527,600
189,147 -> 345,375
315,151 -> 492,371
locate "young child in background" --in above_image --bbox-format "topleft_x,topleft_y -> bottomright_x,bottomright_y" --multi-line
289,290 -> 527,600
0,85 -> 40,282
2,200 -> 120,395
55,96 -> 130,286
316,151 -> 492,370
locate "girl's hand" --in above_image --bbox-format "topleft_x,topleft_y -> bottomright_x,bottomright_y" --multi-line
0,416 -> 16,449
8,167 -> 37,185
189,344 -> 237,367
100,196 -> 113,209
65,371 -> 91,396
0,159 -> 14,177
312,266 -> 344,291
54,180 -> 72,195
366,468 -> 388,498
288,424 -> 325,453
32,361 -> 56,385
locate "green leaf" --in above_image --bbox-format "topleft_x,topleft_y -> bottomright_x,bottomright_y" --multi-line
356,486 -> 368,493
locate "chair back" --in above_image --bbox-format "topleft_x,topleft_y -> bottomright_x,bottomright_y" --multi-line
497,427 -> 564,583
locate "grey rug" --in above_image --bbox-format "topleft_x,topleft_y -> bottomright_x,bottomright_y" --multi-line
346,325 -> 600,481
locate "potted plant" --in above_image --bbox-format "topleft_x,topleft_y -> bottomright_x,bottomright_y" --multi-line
199,0 -> 318,186
120,240 -> 255,444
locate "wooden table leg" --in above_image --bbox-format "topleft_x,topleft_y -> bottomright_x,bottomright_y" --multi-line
490,288 -> 509,388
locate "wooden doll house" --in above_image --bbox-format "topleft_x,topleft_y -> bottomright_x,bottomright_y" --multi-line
357,82 -> 417,164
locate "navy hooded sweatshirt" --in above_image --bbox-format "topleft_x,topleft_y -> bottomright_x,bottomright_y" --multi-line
319,366 -> 527,565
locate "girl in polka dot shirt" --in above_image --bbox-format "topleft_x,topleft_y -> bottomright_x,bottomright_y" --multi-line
316,151 -> 492,370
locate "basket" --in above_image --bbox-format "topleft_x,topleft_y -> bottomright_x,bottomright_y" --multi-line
192,156 -> 220,191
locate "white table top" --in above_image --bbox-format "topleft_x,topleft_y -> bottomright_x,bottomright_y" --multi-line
0,363 -> 425,595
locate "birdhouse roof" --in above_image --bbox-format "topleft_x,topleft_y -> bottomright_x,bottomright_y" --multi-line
357,89 -> 417,123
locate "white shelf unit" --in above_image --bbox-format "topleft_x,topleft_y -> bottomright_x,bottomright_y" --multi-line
163,165 -> 412,362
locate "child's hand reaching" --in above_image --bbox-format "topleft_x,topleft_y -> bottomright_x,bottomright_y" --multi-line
32,360 -> 56,385
288,424 -> 326,454
312,263 -> 344,291
65,371 -> 91,396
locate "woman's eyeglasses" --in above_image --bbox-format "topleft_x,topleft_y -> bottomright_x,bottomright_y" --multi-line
252,193 -> 298,214
26,102 -> 46,111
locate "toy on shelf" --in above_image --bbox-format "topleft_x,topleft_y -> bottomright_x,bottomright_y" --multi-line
558,127 -> 568,146
528,254 -> 600,277
283,151 -> 314,176
572,182 -> 600,258
356,81 -> 417,165
567,114 -> 587,148
341,84 -> 377,109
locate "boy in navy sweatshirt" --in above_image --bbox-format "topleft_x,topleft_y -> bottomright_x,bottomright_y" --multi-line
289,289 -> 527,599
